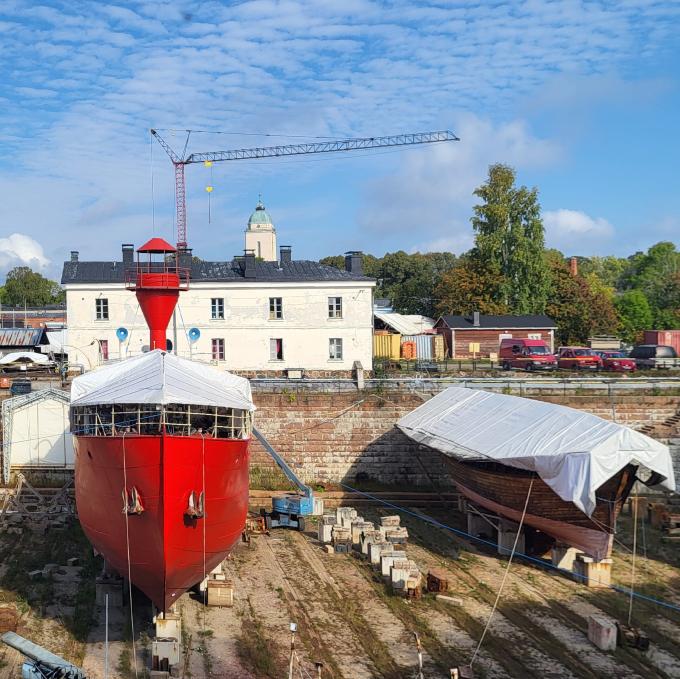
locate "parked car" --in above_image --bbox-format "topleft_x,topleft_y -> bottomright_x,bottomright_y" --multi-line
594,350 -> 636,372
499,338 -> 557,371
557,347 -> 603,370
628,344 -> 679,369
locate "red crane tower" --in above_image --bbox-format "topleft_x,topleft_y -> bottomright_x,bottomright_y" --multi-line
150,129 -> 459,249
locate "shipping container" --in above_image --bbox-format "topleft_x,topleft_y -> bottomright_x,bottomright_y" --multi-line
402,334 -> 434,360
373,333 -> 401,359
643,330 -> 680,356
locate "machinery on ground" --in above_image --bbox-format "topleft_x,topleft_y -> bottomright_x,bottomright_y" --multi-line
253,428 -> 323,531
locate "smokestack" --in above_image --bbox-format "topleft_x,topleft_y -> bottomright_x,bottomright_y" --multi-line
345,251 -> 363,275
244,250 -> 256,279
473,311 -> 480,327
70,251 -> 79,262
570,256 -> 578,277
279,245 -> 292,265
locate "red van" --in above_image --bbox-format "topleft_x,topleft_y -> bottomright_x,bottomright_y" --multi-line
499,339 -> 556,371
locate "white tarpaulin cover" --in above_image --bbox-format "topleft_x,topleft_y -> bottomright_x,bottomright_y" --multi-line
71,350 -> 255,411
397,387 -> 675,515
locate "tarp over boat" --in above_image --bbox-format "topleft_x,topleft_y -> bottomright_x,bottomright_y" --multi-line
70,350 -> 255,411
397,387 -> 675,515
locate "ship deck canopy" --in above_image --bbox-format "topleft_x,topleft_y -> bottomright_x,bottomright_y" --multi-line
397,387 -> 675,515
70,350 -> 255,411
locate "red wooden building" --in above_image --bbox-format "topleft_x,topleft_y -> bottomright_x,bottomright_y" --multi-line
434,312 -> 557,358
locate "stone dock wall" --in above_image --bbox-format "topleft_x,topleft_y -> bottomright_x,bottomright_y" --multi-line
249,381 -> 680,488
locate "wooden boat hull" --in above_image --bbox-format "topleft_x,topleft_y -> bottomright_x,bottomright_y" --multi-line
441,457 -> 636,559
74,433 -> 249,611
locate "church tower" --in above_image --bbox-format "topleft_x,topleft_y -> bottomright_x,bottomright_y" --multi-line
244,196 -> 277,261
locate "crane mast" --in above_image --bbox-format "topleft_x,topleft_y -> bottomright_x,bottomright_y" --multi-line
150,128 -> 459,249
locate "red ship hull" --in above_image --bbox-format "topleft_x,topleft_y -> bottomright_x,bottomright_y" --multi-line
74,433 -> 249,611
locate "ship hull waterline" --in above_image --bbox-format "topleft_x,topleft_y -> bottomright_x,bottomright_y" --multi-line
440,456 -> 636,560
74,433 -> 250,611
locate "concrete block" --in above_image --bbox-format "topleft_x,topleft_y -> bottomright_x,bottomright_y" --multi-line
380,515 -> 401,528
369,541 -> 391,566
384,527 -> 408,544
212,573 -> 226,581
66,557 -> 80,567
390,559 -> 411,589
360,530 -> 383,556
380,551 -> 407,578
43,563 -> 60,575
466,512 -> 490,537
588,614 -> 617,651
497,520 -> 525,557
95,577 -> 123,607
351,521 -> 374,547
150,672 -> 170,679
324,545 -> 335,554
436,594 -> 463,605
551,544 -> 582,572
207,580 -> 234,607
155,613 -> 181,642
574,555 -> 613,588
334,541 -> 351,554
153,638 -> 180,667
28,570 -> 43,581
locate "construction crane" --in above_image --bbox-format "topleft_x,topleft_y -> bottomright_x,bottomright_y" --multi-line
150,128 -> 460,248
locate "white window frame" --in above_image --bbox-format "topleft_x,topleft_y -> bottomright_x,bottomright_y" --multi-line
211,338 -> 225,361
329,337 -> 343,361
269,297 -> 283,320
95,298 -> 109,321
270,338 -> 284,361
211,298 -> 225,320
328,296 -> 343,319
528,333 -> 542,340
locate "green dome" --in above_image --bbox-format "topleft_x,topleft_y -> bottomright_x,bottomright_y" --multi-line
248,197 -> 273,226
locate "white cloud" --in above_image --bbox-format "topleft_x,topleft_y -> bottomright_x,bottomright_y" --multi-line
0,233 -> 50,273
359,113 -> 561,254
543,209 -> 614,251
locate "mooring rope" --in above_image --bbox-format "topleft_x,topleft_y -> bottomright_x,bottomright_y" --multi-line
470,477 -> 534,666
121,434 -> 139,678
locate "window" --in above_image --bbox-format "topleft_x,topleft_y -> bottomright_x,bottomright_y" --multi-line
329,338 -> 343,360
270,338 -> 284,360
212,338 -> 225,361
328,296 -> 342,319
211,298 -> 224,320
528,333 -> 542,340
95,298 -> 109,320
99,339 -> 109,360
269,297 -> 283,320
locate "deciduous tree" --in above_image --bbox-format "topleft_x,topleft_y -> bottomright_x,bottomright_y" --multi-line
2,267 -> 64,306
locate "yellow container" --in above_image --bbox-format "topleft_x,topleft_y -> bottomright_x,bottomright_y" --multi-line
432,334 -> 445,361
374,333 -> 401,359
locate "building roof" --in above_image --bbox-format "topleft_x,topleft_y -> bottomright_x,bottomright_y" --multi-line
138,237 -> 176,253
437,314 -> 556,329
62,258 -> 373,285
374,311 -> 435,335
247,198 -> 273,227
0,328 -> 45,348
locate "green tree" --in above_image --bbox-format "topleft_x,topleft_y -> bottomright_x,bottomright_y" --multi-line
545,253 -> 618,344
2,267 -> 64,306
615,290 -> 653,343
434,258 -> 508,316
578,255 -> 627,290
471,164 -> 550,313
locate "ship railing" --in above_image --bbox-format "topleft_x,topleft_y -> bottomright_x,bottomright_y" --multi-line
70,404 -> 252,439
124,262 -> 190,291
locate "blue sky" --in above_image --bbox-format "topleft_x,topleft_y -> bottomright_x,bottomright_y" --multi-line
0,0 -> 679,279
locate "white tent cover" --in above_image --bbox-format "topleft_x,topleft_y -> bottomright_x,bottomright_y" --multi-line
397,386 -> 675,515
71,350 -> 255,411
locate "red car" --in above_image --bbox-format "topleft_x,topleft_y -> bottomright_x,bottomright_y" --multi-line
595,351 -> 636,372
557,347 -> 603,370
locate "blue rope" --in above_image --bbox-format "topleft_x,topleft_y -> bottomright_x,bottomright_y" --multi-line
339,482 -> 680,614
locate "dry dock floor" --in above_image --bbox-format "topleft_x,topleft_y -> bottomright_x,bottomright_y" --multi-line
0,506 -> 678,678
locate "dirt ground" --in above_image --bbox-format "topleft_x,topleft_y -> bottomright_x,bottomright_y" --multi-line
0,503 -> 679,679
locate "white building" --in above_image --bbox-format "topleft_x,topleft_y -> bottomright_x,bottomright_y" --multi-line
61,210 -> 374,374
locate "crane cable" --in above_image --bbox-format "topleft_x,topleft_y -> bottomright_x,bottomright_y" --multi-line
121,433 -> 139,678
470,477 -> 534,667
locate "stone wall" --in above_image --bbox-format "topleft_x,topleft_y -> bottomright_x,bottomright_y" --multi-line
249,385 -> 680,489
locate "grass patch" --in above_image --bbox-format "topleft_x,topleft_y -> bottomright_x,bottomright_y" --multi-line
236,597 -> 281,678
